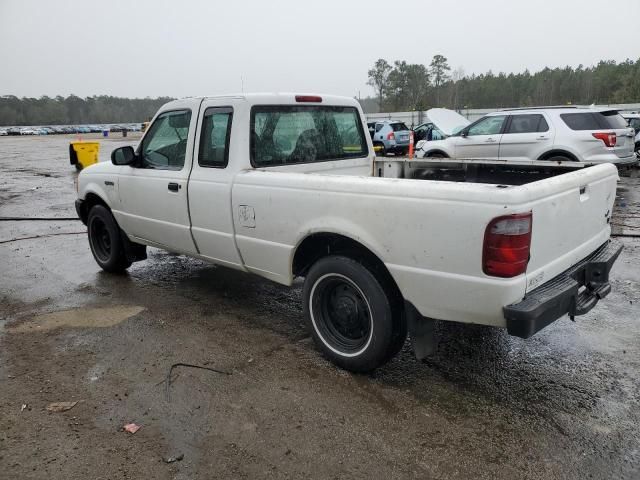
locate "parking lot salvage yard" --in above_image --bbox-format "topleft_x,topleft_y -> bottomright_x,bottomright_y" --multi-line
1,134 -> 639,479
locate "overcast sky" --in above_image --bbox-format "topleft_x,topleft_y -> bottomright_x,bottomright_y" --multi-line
1,0 -> 639,99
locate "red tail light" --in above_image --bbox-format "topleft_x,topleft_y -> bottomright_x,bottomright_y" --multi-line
387,132 -> 395,140
483,212 -> 532,278
592,132 -> 616,147
295,95 -> 322,103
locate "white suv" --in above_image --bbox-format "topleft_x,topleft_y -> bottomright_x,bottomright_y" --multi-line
416,107 -> 637,166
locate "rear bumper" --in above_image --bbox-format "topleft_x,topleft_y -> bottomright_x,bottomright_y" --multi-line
504,240 -> 622,338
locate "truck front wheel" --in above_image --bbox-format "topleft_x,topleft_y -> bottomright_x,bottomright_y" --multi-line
87,205 -> 131,273
303,255 -> 405,372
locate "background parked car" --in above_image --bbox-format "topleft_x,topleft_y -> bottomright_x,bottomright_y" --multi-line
622,113 -> 640,157
416,107 -> 637,166
367,120 -> 411,156
413,108 -> 470,144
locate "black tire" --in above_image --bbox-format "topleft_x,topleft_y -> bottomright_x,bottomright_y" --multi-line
87,205 -> 131,273
634,143 -> 640,158
303,255 -> 406,372
374,142 -> 386,157
427,152 -> 446,158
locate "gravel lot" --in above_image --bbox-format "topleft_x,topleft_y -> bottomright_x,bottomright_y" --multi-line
1,134 -> 639,479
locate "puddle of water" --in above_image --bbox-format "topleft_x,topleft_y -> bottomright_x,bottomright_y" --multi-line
8,305 -> 145,333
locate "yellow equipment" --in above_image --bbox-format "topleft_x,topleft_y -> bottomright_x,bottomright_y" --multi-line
69,141 -> 100,171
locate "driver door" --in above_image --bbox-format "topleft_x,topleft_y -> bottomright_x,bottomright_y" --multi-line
115,108 -> 198,254
455,115 -> 506,159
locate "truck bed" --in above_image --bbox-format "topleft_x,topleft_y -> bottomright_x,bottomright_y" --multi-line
375,157 -> 586,185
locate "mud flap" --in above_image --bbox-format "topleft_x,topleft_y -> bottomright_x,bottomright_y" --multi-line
119,229 -> 147,263
405,301 -> 437,360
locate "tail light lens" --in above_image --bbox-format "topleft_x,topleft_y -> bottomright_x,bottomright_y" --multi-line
387,132 -> 395,140
483,212 -> 532,278
295,95 -> 322,103
592,132 -> 616,147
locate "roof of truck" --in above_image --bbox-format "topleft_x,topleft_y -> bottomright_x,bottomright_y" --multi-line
169,93 -> 358,105
156,94 -> 362,114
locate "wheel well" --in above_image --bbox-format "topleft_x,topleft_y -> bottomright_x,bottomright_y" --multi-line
292,233 -> 402,300
79,193 -> 109,224
538,150 -> 579,162
425,149 -> 448,158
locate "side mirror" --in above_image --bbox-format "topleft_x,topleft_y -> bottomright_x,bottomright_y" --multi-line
111,146 -> 136,166
460,129 -> 468,138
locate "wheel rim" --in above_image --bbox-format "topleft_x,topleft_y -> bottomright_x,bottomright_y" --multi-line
89,216 -> 112,263
310,274 -> 373,357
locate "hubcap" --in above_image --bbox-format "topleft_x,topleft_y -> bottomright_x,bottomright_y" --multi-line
90,217 -> 111,263
311,274 -> 373,356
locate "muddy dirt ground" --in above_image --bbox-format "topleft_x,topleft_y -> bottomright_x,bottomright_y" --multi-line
1,134 -> 639,479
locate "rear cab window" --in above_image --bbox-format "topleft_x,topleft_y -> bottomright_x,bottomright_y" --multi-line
561,111 -> 628,130
250,106 -> 369,166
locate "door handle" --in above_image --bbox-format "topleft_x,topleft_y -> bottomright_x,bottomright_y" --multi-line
485,138 -> 496,143
536,136 -> 548,140
168,182 -> 180,192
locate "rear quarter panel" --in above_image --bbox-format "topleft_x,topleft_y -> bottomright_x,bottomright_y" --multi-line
232,171 -> 532,326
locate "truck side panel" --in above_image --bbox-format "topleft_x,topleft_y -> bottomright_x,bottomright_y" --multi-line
231,171 -> 529,326
230,163 -> 617,327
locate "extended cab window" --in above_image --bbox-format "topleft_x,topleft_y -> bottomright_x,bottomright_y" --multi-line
251,106 -> 368,166
506,114 -> 549,133
466,115 -> 506,136
198,107 -> 233,168
140,110 -> 191,170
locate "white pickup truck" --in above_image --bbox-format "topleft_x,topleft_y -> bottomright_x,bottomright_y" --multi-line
75,94 -> 622,372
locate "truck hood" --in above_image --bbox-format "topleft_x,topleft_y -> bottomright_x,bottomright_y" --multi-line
427,108 -> 470,136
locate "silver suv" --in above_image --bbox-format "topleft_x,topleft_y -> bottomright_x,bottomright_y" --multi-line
367,120 -> 411,156
416,107 -> 637,166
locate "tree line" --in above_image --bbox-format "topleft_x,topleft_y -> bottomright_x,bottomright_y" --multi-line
0,95 -> 174,126
2,57 -> 639,125
366,56 -> 640,113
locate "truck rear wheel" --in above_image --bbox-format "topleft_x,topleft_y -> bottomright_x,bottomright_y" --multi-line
87,205 -> 131,273
303,255 -> 405,372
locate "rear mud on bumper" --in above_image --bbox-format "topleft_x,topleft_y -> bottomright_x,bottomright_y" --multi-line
504,241 -> 623,338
